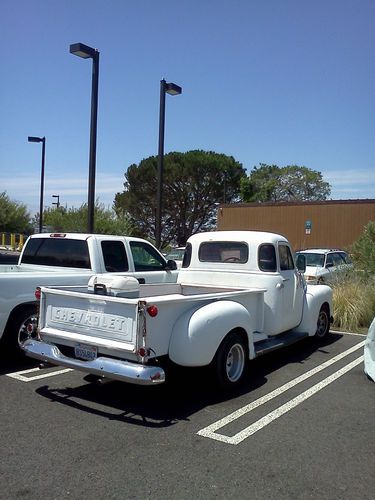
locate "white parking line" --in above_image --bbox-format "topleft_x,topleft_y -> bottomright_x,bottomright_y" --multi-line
6,367 -> 73,382
331,330 -> 366,337
197,341 -> 365,445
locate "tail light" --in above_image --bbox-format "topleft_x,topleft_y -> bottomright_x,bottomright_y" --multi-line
147,305 -> 158,317
50,233 -> 66,238
138,347 -> 147,357
35,287 -> 41,301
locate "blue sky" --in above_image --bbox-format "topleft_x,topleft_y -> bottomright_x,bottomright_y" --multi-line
1,0 -> 374,215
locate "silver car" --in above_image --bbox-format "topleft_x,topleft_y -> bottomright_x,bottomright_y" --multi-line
295,248 -> 352,284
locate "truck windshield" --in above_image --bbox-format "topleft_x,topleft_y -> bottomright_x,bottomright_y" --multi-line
21,238 -> 91,268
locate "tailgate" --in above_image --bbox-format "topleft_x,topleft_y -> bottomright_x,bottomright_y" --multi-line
39,287 -> 139,353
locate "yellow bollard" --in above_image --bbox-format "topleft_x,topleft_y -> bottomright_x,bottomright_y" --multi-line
19,234 -> 24,250
1,233 -> 4,247
11,233 -> 16,250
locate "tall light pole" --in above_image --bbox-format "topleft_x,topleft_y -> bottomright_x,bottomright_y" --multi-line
156,79 -> 182,249
70,42 -> 100,233
28,136 -> 46,233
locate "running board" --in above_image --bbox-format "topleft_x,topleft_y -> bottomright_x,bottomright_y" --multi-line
254,331 -> 309,357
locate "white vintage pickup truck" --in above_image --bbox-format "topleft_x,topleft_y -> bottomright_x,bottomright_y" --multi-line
24,231 -> 333,389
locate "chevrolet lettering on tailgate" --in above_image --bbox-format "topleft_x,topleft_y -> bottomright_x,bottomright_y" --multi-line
50,306 -> 133,341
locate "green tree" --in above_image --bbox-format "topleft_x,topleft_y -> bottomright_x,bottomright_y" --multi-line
43,202 -> 134,235
114,150 -> 246,248
0,192 -> 32,234
240,164 -> 331,202
351,221 -> 375,276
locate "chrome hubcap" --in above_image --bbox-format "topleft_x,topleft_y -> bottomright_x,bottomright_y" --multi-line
316,311 -> 328,337
18,316 -> 38,346
226,343 -> 245,382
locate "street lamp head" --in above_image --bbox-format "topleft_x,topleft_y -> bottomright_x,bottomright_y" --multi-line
28,136 -> 44,143
165,82 -> 182,96
70,42 -> 98,59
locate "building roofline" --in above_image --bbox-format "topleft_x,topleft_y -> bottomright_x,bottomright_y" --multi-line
219,199 -> 375,208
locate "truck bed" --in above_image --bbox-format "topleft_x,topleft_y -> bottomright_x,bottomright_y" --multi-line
24,281 -> 265,385
48,281 -> 259,298
37,282 -> 265,358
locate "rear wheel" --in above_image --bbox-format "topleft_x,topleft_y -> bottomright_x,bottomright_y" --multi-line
315,305 -> 330,339
3,305 -> 38,357
213,331 -> 248,389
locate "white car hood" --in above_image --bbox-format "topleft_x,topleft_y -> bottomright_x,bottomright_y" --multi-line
304,266 -> 323,277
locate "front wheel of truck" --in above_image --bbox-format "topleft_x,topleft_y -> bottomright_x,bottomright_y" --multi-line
3,305 -> 38,358
213,330 -> 248,389
315,305 -> 330,339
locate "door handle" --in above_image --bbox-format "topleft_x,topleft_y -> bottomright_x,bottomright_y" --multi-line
276,282 -> 284,289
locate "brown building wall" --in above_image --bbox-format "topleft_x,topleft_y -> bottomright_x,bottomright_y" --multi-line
217,200 -> 375,251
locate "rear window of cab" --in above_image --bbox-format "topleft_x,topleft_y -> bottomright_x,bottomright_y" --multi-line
21,238 -> 91,268
198,241 -> 248,263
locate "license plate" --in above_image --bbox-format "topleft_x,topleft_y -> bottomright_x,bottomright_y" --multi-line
74,343 -> 97,361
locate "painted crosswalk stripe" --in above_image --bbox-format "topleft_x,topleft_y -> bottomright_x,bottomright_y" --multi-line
197,341 -> 365,444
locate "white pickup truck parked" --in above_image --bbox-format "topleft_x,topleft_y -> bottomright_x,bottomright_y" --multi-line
24,231 -> 333,389
0,233 -> 178,356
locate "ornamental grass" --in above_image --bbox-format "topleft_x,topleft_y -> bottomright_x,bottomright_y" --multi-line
331,272 -> 375,332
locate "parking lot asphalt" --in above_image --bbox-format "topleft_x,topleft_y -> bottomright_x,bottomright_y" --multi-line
0,331 -> 374,499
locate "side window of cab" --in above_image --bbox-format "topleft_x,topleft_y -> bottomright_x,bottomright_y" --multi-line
278,244 -> 294,271
326,254 -> 334,268
130,241 -> 166,271
258,244 -> 277,272
101,241 -> 129,272
182,243 -> 192,268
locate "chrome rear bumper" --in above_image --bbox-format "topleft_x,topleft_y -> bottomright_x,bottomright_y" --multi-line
22,340 -> 165,385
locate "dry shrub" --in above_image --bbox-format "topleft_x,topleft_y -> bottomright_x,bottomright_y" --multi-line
332,272 -> 375,331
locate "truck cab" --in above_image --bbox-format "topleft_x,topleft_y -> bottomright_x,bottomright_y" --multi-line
179,231 -> 310,336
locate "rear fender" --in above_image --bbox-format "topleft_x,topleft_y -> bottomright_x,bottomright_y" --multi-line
168,300 -> 254,367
